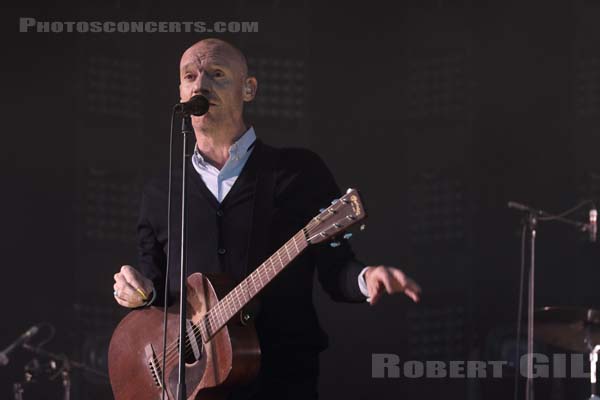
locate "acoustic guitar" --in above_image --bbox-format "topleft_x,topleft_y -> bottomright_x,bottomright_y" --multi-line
108,188 -> 367,399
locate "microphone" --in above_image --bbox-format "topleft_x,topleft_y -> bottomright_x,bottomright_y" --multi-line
589,208 -> 597,243
507,201 -> 543,215
508,201 -> 530,212
0,325 -> 39,367
173,95 -> 209,116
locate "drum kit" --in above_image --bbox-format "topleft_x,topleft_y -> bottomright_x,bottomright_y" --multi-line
534,306 -> 600,400
509,200 -> 600,399
10,342 -> 107,400
0,324 -> 107,400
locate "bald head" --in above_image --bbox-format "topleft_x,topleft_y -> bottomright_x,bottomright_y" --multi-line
180,38 -> 248,78
178,37 -> 258,138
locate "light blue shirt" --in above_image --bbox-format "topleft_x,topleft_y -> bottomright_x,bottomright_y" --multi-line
191,126 -> 370,299
191,126 -> 257,203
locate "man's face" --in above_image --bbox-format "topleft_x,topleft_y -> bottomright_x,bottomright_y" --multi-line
179,41 -> 249,131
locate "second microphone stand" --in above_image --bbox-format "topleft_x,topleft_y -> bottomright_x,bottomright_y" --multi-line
509,201 -> 592,400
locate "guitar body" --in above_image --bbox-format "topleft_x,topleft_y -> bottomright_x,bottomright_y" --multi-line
108,272 -> 261,400
108,189 -> 367,399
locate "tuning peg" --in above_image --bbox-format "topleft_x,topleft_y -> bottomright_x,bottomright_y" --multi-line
343,233 -> 353,240
360,224 -> 366,231
346,188 -> 353,194
331,199 -> 339,205
319,208 -> 325,213
330,241 -> 341,248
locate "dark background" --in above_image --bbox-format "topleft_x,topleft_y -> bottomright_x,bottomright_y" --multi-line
2,0 -> 600,398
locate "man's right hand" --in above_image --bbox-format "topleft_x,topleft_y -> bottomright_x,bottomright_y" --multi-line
113,265 -> 155,308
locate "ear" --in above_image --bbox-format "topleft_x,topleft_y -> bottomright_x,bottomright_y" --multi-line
243,76 -> 258,102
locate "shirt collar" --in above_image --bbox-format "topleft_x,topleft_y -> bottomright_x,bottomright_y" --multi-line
193,126 -> 256,166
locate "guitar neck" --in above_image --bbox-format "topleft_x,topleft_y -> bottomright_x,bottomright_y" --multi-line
198,229 -> 309,341
194,188 -> 367,342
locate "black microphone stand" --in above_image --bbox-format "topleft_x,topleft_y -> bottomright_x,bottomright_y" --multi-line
13,343 -> 107,400
166,95 -> 208,400
524,211 -> 536,400
508,201 -> 589,400
176,115 -> 194,400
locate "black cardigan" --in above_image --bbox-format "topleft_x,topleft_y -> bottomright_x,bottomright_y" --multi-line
136,140 -> 366,378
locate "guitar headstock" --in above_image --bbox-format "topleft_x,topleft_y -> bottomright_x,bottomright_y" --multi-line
303,188 -> 367,245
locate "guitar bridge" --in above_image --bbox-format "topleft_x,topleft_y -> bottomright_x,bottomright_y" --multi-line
144,344 -> 163,389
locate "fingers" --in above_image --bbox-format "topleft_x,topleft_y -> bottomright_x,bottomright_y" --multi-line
383,269 -> 402,294
366,266 -> 382,305
390,269 -> 421,302
113,265 -> 154,308
368,281 -> 384,305
113,274 -> 145,307
119,265 -> 154,295
401,274 -> 422,303
365,266 -> 421,305
404,289 -> 420,303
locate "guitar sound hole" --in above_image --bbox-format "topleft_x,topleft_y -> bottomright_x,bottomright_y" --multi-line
184,349 -> 198,365
181,330 -> 202,365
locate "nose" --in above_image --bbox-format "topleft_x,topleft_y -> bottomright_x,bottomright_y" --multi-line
192,72 -> 211,97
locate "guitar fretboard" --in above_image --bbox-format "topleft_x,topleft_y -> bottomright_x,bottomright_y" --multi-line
196,229 -> 308,341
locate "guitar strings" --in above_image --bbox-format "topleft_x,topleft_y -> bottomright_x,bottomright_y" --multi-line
156,231 -> 307,368
155,206 -> 350,370
156,211 -> 347,370
157,232 -> 306,368
156,210 -> 349,370
157,232 -> 307,370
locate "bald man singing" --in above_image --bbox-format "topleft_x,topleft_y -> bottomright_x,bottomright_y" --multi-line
112,38 -> 421,399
